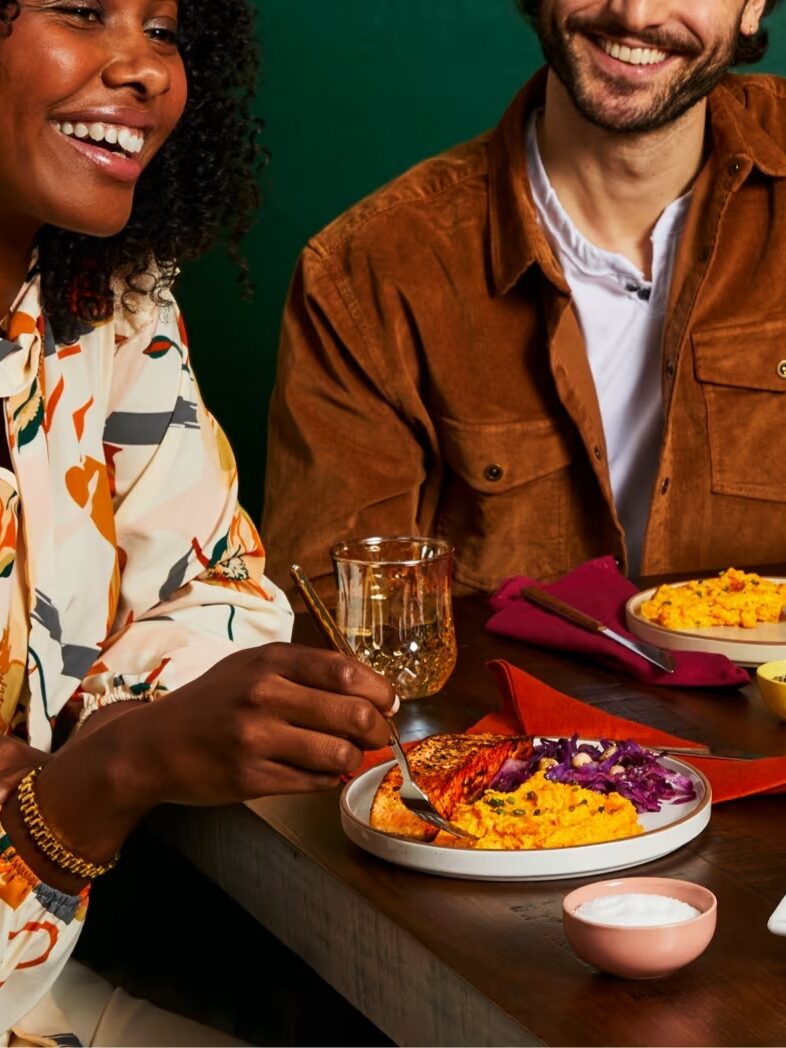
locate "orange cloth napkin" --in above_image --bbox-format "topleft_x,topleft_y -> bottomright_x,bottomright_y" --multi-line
357,661 -> 786,804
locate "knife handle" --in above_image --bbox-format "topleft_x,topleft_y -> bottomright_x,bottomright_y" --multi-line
520,586 -> 606,634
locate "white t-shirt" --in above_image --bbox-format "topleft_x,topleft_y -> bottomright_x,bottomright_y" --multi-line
525,114 -> 691,575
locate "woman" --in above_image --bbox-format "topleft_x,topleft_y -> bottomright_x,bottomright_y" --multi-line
0,0 -> 395,1041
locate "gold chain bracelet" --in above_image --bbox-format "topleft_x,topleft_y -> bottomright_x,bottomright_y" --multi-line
16,767 -> 120,879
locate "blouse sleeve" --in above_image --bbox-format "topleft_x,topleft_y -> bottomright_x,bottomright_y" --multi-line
1,296 -> 292,1031
0,826 -> 88,1032
77,294 -> 294,707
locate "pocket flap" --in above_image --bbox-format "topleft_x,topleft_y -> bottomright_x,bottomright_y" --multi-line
439,415 -> 574,494
693,320 -> 786,393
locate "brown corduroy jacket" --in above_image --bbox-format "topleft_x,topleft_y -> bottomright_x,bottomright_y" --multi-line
263,70 -> 786,598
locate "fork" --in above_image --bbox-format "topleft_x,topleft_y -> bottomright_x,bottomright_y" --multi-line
290,565 -> 476,840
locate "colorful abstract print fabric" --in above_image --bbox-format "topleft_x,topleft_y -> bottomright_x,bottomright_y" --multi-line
0,266 -> 293,1033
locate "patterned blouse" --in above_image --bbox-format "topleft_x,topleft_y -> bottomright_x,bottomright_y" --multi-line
0,264 -> 293,1032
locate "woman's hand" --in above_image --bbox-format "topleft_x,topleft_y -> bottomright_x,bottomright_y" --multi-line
126,642 -> 397,807
20,642 -> 395,886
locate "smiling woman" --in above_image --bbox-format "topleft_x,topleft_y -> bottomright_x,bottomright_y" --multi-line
0,0 -> 261,341
0,1 -> 399,1045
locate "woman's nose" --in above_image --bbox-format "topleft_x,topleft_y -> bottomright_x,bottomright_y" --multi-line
101,32 -> 172,98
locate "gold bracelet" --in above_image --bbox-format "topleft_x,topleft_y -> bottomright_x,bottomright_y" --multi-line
16,767 -> 120,879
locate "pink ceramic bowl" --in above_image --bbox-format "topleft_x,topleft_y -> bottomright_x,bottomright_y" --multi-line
562,876 -> 717,979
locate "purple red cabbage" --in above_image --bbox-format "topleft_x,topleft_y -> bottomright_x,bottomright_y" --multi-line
490,736 -> 696,813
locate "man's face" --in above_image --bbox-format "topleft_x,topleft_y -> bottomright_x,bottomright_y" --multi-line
532,0 -> 766,133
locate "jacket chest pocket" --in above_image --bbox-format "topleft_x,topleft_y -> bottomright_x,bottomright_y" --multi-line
693,320 -> 786,501
436,416 -> 575,590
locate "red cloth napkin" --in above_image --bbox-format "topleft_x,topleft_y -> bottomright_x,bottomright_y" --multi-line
477,660 -> 786,804
487,555 -> 749,687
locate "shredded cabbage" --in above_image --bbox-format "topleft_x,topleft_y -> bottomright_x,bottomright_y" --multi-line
489,736 -> 696,813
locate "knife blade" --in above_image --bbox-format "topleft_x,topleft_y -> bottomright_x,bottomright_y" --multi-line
655,744 -> 762,761
520,586 -> 676,674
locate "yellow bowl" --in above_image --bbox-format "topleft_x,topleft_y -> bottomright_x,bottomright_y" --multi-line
756,659 -> 786,720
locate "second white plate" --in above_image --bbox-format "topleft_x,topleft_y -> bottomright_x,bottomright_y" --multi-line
626,580 -> 786,666
340,747 -> 711,881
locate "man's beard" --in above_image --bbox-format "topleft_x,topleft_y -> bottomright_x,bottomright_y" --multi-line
535,7 -> 740,133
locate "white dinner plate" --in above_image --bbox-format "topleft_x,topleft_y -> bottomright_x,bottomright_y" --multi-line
626,579 -> 786,666
339,746 -> 711,881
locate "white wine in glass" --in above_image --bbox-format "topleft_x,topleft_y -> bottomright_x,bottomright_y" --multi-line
331,536 -> 457,700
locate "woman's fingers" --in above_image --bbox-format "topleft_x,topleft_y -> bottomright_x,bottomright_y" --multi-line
252,678 -> 392,750
250,643 -> 396,714
248,759 -> 343,796
253,723 -> 367,779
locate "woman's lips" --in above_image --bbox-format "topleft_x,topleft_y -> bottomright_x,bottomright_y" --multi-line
53,125 -> 143,184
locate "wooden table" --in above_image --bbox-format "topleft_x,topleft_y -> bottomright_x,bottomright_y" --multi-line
154,596 -> 786,1047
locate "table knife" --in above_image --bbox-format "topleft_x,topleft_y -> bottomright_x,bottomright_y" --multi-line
520,586 -> 676,674
646,744 -> 761,761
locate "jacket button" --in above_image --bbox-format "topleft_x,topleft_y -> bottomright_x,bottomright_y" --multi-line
728,159 -> 742,176
484,463 -> 504,482
661,478 -> 670,495
593,446 -> 602,461
666,360 -> 676,378
778,361 -> 786,379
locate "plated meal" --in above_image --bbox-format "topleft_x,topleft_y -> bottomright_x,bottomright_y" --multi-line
370,733 -> 694,850
639,568 -> 786,630
341,733 -> 710,880
626,569 -> 786,666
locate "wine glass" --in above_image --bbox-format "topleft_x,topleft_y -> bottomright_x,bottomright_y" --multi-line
330,536 -> 457,700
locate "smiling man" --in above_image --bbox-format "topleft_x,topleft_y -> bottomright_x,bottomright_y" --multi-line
264,0 -> 784,597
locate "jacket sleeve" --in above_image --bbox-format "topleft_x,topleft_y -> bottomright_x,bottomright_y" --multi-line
77,294 -> 294,710
262,246 -> 431,598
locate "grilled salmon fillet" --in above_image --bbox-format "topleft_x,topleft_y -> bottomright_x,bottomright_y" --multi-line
370,733 -> 532,841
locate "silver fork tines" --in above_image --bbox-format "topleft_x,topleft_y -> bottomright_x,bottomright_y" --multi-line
388,730 -> 477,841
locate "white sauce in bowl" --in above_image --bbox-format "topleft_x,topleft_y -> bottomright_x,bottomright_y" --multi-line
576,892 -> 701,927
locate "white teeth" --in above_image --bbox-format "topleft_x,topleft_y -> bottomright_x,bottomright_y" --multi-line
51,119 -> 145,156
602,38 -> 668,66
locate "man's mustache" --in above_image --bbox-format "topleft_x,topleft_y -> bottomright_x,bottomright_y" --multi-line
564,12 -> 702,57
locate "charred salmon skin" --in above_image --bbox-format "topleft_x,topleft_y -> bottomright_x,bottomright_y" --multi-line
369,733 -> 532,841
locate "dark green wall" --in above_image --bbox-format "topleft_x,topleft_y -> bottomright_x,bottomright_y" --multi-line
177,1 -> 786,523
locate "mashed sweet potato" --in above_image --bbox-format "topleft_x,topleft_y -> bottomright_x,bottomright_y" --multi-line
639,568 -> 786,630
433,769 -> 642,850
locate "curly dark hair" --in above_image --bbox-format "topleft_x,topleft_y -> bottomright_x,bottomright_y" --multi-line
1,0 -> 263,343
515,0 -> 784,67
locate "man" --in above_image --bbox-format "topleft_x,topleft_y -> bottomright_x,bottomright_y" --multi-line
263,0 -> 784,598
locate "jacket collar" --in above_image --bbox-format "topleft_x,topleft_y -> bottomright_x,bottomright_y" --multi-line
488,70 -> 786,296
488,68 -> 563,296
708,76 -> 786,179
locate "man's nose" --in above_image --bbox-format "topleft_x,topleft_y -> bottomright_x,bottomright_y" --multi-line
605,0 -> 669,32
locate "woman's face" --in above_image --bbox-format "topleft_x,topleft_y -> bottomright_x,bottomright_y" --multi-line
0,0 -> 187,241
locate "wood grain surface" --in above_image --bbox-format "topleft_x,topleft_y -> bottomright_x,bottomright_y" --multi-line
154,594 -> 786,1047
